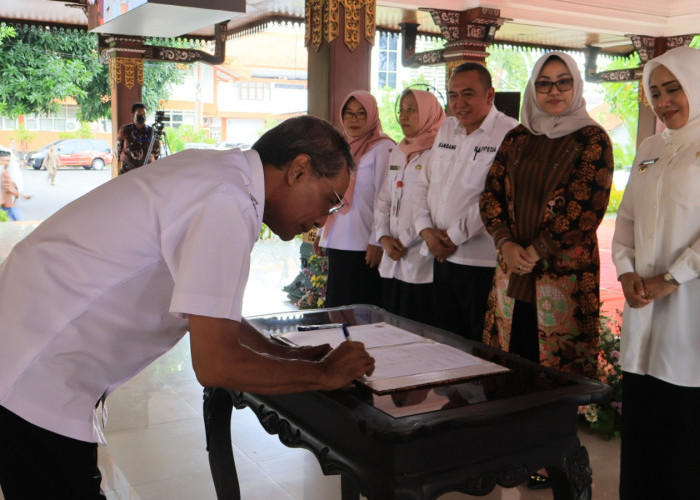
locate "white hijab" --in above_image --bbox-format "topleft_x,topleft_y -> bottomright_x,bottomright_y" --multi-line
642,46 -> 700,143
521,51 -> 598,138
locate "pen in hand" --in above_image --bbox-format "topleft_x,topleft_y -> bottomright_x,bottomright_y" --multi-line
342,324 -> 352,341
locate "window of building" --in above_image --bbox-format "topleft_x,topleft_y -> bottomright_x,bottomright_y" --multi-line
235,82 -> 271,101
0,117 -> 18,131
23,105 -> 79,132
377,33 -> 398,89
159,110 -> 196,129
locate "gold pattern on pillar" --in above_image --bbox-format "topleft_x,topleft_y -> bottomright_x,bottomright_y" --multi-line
108,57 -> 144,91
305,0 -> 376,52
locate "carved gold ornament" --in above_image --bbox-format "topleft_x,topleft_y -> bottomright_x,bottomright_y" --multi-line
305,0 -> 376,52
109,57 -> 144,91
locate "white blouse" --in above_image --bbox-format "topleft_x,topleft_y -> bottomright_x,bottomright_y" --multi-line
319,139 -> 393,251
374,147 -> 434,284
612,121 -> 700,387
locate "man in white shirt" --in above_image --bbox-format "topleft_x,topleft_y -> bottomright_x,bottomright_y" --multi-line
413,63 -> 518,340
0,116 -> 375,499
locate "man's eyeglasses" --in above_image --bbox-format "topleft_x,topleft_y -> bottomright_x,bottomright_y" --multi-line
321,175 -> 345,215
534,78 -> 574,94
343,110 -> 367,121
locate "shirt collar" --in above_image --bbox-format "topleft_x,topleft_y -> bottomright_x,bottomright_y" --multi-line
244,149 -> 265,230
472,105 -> 499,136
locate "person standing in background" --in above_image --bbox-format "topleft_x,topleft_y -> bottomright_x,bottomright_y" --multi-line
413,63 -> 518,340
612,46 -> 700,500
43,145 -> 59,186
480,51 -> 613,380
314,90 -> 395,307
116,102 -> 160,175
374,89 -> 445,324
1,151 -> 32,221
480,50 -> 613,492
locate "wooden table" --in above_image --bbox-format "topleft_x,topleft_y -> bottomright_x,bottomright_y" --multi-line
204,306 -> 610,500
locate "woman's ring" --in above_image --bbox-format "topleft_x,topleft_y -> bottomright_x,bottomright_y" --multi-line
517,265 -> 522,271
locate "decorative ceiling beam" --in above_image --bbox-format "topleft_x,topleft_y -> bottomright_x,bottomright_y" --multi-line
585,34 -> 696,82
98,21 -> 229,66
400,7 -> 508,67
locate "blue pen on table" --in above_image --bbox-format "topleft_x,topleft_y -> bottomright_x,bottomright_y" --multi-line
342,324 -> 352,341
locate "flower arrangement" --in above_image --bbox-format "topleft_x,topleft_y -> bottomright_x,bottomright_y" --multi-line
579,310 -> 623,439
295,253 -> 328,309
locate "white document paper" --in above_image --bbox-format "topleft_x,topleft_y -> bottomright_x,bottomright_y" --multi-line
277,322 -> 509,394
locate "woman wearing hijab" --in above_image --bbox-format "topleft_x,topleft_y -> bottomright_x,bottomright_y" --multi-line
612,46 -> 700,500
314,90 -> 395,307
374,89 -> 445,324
480,51 -> 614,379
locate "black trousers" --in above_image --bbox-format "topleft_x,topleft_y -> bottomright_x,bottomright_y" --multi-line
509,300 -> 539,363
432,261 -> 494,341
381,278 -> 435,326
0,404 -> 105,500
620,372 -> 700,500
325,248 -> 382,308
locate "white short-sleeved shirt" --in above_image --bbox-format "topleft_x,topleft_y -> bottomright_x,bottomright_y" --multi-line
0,148 -> 264,443
412,108 -> 518,267
319,139 -> 393,250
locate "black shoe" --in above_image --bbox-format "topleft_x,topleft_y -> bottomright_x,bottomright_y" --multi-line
527,472 -> 551,490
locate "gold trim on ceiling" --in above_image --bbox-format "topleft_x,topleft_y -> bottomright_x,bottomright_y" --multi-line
305,0 -> 376,52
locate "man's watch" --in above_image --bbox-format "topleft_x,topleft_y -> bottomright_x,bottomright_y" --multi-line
663,271 -> 680,287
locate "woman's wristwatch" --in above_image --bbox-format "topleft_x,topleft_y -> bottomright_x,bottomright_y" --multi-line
663,271 -> 680,287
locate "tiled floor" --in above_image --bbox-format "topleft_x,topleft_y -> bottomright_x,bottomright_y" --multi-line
0,234 -> 622,500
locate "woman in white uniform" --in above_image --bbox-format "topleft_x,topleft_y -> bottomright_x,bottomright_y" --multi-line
612,46 -> 700,499
315,91 -> 395,307
374,89 -> 444,324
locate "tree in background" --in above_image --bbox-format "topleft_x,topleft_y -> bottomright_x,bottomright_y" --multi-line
0,23 -> 196,124
165,124 -> 216,153
598,53 -> 641,170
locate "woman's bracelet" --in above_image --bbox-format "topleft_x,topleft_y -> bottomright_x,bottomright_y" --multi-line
495,237 -> 512,251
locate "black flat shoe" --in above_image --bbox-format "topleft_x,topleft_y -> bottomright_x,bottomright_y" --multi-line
527,472 -> 551,490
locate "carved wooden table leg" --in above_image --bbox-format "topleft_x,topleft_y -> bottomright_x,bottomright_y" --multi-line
204,387 -> 241,500
341,474 -> 361,500
549,446 -> 592,500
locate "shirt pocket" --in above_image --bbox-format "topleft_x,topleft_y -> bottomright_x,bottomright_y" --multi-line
460,152 -> 497,189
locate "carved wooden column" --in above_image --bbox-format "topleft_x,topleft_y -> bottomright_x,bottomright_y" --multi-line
586,34 -> 694,146
305,0 -> 376,129
631,35 -> 694,144
101,35 -> 146,177
400,7 -> 506,114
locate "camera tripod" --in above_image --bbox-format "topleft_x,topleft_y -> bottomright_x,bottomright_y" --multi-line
144,121 -> 171,165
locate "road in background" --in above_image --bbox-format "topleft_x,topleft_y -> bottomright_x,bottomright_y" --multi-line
13,166 -> 112,221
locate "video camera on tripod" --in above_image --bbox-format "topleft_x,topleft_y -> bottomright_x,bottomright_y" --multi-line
144,111 -> 170,165
153,110 -> 170,133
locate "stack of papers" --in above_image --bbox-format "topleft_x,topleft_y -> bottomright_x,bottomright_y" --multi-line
276,322 -> 510,394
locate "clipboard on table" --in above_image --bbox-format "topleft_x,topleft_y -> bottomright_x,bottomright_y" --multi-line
275,322 -> 510,394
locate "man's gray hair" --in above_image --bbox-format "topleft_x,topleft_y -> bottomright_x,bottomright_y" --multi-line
253,115 -> 355,178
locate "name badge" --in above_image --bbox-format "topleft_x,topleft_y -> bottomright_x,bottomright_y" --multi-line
389,165 -> 399,171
